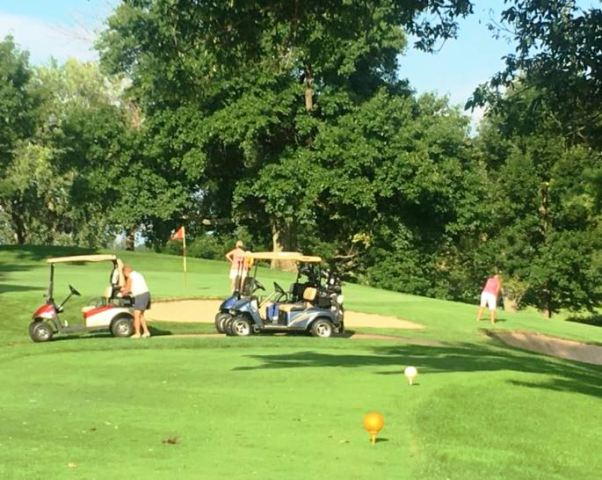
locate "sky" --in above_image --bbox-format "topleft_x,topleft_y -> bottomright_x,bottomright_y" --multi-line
0,1 -> 595,125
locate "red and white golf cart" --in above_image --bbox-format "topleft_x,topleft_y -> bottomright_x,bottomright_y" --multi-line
29,254 -> 135,342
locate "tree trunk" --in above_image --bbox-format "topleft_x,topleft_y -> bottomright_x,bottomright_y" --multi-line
125,226 -> 136,251
304,65 -> 313,111
543,286 -> 553,319
10,203 -> 27,245
271,220 -> 296,271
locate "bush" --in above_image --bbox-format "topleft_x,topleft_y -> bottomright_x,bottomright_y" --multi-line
164,235 -> 226,260
187,235 -> 226,260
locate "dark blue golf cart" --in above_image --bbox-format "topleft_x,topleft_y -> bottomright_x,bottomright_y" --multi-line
216,252 -> 344,337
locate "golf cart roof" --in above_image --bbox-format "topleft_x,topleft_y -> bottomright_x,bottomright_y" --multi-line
244,251 -> 322,263
46,254 -> 118,264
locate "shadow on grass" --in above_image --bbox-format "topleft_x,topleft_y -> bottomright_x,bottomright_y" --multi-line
0,284 -> 41,295
48,324 -> 173,342
567,314 -> 602,327
234,341 -> 602,399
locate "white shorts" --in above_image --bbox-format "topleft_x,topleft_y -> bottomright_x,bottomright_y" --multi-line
229,269 -> 247,280
480,292 -> 497,310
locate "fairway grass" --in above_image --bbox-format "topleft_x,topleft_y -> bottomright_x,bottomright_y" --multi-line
0,339 -> 600,480
1,246 -> 601,479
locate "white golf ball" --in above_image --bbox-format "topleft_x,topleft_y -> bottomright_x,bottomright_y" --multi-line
404,366 -> 418,384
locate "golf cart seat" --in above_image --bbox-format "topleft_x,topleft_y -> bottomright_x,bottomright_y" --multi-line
279,287 -> 318,313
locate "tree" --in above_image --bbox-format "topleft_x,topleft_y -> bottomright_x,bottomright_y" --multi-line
33,59 -> 188,249
471,0 -> 602,148
475,85 -> 602,315
0,36 -> 43,244
97,0 -> 477,257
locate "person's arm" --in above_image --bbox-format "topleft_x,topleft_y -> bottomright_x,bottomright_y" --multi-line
121,276 -> 132,295
225,249 -> 234,264
496,279 -> 502,297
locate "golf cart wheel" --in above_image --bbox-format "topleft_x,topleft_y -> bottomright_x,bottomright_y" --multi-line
29,321 -> 53,343
215,312 -> 231,334
310,318 -> 334,338
230,316 -> 253,337
111,316 -> 134,337
224,317 -> 236,336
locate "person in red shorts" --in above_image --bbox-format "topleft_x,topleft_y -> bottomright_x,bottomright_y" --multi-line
476,274 -> 502,325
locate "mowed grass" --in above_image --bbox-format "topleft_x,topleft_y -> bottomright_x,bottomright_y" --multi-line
0,245 -> 601,480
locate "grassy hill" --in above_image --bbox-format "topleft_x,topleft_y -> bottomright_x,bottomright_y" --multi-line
0,245 -> 601,479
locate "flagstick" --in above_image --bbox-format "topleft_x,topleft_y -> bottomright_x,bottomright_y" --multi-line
182,226 -> 188,288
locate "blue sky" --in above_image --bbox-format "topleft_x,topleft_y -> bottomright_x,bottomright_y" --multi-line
0,1 -> 595,124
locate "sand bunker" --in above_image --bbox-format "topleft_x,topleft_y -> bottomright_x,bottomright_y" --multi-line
487,330 -> 602,366
146,299 -> 423,330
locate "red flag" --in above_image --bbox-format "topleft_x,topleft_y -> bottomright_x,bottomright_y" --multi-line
171,226 -> 185,241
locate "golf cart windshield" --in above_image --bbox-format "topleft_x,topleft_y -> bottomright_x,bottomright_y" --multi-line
239,251 -> 323,300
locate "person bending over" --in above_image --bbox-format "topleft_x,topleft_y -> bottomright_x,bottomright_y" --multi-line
121,265 -> 152,338
476,274 -> 502,325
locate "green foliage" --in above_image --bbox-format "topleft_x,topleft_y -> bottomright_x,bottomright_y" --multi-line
2,1 -> 601,317
164,234 -> 226,260
476,81 -> 602,314
471,1 -> 602,148
0,36 -> 37,166
524,230 -> 601,316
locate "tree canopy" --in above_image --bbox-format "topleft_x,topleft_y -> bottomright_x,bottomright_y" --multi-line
1,0 -> 600,316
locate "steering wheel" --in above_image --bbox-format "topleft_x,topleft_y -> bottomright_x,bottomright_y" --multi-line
273,282 -> 288,302
69,284 -> 81,296
254,279 -> 266,291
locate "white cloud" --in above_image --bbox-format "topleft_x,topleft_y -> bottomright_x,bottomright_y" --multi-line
0,12 -> 98,64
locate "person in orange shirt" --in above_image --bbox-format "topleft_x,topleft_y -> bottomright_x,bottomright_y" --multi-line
476,274 -> 502,325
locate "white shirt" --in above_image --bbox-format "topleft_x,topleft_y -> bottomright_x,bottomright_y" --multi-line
129,271 -> 149,296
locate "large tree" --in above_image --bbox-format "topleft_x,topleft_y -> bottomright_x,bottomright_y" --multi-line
0,37 -> 50,244
471,0 -> 602,148
98,0 -> 478,261
476,84 -> 602,316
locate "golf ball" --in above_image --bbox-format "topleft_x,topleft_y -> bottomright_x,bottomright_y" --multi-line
404,366 -> 418,383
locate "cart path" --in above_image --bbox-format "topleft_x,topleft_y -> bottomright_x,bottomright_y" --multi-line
146,299 -> 424,330
486,330 -> 602,366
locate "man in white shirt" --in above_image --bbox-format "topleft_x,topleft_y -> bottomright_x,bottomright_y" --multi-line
121,265 -> 151,338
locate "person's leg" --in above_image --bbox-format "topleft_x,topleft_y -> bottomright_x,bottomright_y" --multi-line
476,292 -> 486,321
132,310 -> 141,337
229,270 -> 236,292
140,310 -> 151,337
488,294 -> 497,325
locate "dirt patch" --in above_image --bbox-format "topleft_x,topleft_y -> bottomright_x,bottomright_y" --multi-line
146,299 -> 423,330
487,330 -> 602,365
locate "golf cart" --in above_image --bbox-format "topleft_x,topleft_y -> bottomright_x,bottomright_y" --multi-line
219,251 -> 344,338
28,255 -> 135,342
